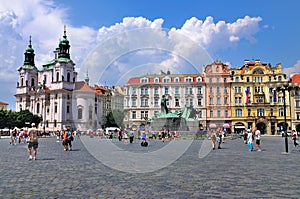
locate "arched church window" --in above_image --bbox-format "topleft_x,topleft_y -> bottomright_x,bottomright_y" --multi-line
37,103 -> 40,114
253,69 -> 264,74
67,72 -> 70,82
78,108 -> 82,120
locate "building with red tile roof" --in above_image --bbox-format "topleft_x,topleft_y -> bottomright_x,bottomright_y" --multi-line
123,70 -> 205,130
0,101 -> 8,110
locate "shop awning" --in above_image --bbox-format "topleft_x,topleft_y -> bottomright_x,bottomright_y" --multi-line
234,126 -> 245,129
223,123 -> 230,128
209,123 -> 217,128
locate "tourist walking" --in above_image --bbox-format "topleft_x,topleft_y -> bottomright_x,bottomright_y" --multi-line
141,131 -> 148,147
216,129 -> 222,149
67,129 -> 73,151
63,128 -> 69,151
254,127 -> 261,151
243,131 -> 248,144
118,129 -> 122,141
129,131 -> 134,143
27,123 -> 38,160
292,130 -> 299,147
10,129 -> 17,145
56,130 -> 60,142
247,129 -> 254,151
211,131 -> 217,150
123,131 -> 128,145
23,130 -> 28,143
222,131 -> 225,143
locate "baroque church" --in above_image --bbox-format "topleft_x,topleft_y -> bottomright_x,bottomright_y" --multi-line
15,27 -> 108,132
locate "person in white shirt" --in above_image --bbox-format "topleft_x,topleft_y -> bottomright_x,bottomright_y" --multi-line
254,127 -> 261,151
247,129 -> 254,151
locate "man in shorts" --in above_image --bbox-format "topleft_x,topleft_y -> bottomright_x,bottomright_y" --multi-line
27,123 -> 39,160
254,127 -> 261,151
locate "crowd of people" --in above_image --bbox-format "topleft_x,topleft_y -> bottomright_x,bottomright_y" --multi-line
7,123 -> 300,160
7,123 -> 77,160
210,129 -> 225,150
9,128 -> 29,145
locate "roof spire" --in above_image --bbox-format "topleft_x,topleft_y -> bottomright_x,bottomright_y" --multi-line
22,35 -> 35,68
58,25 -> 70,59
29,35 -> 32,48
64,25 -> 67,38
85,70 -> 90,85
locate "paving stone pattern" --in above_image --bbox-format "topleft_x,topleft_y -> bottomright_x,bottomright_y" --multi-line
0,136 -> 300,198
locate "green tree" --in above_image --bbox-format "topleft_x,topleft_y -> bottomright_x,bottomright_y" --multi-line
0,110 -> 42,129
0,110 -> 8,128
15,110 -> 42,128
7,110 -> 17,129
105,109 -> 124,128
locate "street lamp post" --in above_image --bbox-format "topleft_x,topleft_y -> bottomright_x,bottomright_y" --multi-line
276,82 -> 299,153
42,81 -> 47,136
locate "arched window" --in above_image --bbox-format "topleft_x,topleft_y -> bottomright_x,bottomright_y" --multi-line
67,72 -> 71,82
270,108 -> 274,116
31,78 -> 35,87
21,78 -> 24,87
253,69 -> 264,74
37,103 -> 40,114
56,72 -> 59,82
78,108 -> 83,120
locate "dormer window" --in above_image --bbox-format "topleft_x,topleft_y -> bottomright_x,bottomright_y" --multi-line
185,77 -> 193,82
163,77 -> 171,83
140,78 -> 148,83
174,77 -> 180,83
154,78 -> 159,83
196,77 -> 202,82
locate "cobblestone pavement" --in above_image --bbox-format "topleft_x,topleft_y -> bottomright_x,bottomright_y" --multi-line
0,135 -> 300,198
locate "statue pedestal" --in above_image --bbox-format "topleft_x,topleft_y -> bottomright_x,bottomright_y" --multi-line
150,117 -> 198,131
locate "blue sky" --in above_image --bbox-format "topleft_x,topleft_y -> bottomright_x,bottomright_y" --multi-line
1,0 -> 300,109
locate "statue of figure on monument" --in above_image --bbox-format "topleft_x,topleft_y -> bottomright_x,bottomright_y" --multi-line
161,95 -> 169,114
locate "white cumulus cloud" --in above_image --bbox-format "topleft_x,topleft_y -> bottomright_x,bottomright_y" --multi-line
283,60 -> 300,78
0,0 -> 264,109
170,16 -> 262,52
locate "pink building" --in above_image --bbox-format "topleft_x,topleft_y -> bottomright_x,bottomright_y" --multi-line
204,61 -> 231,132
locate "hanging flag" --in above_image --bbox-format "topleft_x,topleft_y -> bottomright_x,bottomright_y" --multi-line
273,90 -> 277,102
245,88 -> 251,104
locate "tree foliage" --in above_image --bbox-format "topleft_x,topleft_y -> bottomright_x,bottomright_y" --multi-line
105,109 -> 124,128
0,110 -> 42,129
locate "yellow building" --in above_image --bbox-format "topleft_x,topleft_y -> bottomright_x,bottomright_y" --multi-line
230,60 -> 290,135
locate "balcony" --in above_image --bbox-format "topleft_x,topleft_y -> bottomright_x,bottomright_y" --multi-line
140,94 -> 149,98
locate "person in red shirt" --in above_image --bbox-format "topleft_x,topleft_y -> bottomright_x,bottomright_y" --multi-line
63,128 -> 69,151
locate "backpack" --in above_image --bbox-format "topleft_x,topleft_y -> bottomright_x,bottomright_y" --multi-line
68,132 -> 74,141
